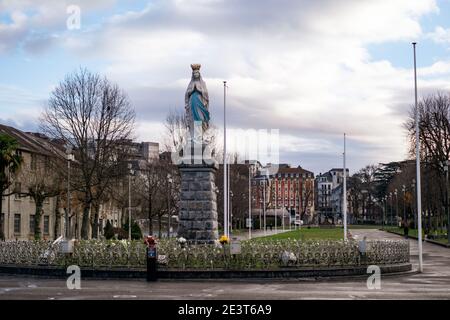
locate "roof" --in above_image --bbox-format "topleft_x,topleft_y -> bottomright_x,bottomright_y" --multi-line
330,168 -> 350,172
256,165 -> 314,178
0,124 -> 66,159
276,166 -> 313,175
316,171 -> 332,181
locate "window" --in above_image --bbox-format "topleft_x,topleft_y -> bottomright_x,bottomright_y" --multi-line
29,215 -> 35,234
14,214 -> 21,234
43,216 -> 50,235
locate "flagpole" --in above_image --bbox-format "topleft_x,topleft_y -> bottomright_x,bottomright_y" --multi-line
228,161 -> 231,235
248,164 -> 252,239
413,42 -> 423,272
343,133 -> 347,241
223,81 -> 228,238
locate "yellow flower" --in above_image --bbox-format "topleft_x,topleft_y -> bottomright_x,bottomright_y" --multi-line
219,235 -> 229,245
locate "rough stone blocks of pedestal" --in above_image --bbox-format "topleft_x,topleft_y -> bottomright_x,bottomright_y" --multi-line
177,164 -> 219,242
181,182 -> 190,191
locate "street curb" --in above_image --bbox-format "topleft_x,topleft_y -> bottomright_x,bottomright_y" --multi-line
0,263 -> 412,280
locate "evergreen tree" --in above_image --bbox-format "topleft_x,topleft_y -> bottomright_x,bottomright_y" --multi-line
103,220 -> 115,240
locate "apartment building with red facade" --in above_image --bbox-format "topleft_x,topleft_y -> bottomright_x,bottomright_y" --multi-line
251,164 -> 315,226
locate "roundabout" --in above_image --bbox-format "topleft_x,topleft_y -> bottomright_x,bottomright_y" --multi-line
0,228 -> 411,280
0,229 -> 448,299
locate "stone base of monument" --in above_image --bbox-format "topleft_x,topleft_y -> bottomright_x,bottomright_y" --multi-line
177,163 -> 219,244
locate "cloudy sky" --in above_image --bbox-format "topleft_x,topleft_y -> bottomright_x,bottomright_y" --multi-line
1,0 -> 450,174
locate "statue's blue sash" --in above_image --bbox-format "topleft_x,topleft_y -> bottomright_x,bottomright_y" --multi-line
190,90 -> 210,123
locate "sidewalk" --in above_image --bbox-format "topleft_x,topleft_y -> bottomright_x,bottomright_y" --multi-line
350,228 -> 450,279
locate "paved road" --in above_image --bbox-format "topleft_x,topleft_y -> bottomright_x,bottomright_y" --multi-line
0,229 -> 449,300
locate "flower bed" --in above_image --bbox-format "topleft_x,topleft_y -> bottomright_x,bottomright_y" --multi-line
0,238 -> 409,270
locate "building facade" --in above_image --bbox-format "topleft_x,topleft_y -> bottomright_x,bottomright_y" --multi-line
0,125 -> 65,240
252,164 -> 315,226
1,124 -> 162,240
315,168 -> 349,224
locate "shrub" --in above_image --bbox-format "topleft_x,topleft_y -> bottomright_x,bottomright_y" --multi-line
122,219 -> 142,240
103,220 -> 115,240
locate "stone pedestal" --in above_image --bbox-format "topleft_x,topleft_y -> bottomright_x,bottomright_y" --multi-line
177,164 -> 219,243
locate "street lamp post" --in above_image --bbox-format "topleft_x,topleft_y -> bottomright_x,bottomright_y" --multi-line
230,190 -> 233,235
128,163 -> 134,241
66,146 -> 74,239
402,185 -> 406,225
263,179 -> 266,235
394,189 -> 398,227
385,195 -> 388,227
389,192 -> 393,226
411,179 -> 416,229
442,161 -> 449,244
447,163 -> 450,245
167,173 -> 173,238
259,184 -> 262,230
275,181 -> 279,233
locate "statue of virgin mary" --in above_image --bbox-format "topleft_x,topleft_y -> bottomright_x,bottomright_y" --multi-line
185,64 -> 210,136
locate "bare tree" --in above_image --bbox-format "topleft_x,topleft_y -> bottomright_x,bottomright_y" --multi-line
405,92 -> 450,234
41,68 -> 135,239
300,180 -> 314,221
19,154 -> 65,239
164,109 -> 189,154
138,162 -> 164,235
137,159 -> 179,237
406,92 -> 450,169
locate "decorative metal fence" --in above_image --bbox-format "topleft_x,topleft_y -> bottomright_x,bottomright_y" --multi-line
0,239 -> 409,270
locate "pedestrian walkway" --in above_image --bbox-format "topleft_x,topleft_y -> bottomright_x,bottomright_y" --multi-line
350,228 -> 450,280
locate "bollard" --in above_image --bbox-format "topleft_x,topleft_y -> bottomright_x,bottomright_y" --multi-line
144,236 -> 158,282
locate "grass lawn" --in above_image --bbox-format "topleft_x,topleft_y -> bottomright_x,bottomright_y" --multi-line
348,225 -> 383,229
252,227 -> 346,241
385,226 -> 449,245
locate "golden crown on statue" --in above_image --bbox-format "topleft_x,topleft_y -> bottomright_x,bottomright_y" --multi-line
190,63 -> 201,71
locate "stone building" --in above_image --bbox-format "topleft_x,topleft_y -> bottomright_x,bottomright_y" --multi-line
0,124 -> 65,240
0,124 -> 162,240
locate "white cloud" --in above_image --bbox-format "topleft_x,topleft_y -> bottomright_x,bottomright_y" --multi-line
1,0 -> 449,173
0,0 -> 118,53
0,11 -> 28,52
427,26 -> 450,44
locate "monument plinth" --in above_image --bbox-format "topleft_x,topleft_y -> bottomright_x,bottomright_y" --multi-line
177,65 -> 219,243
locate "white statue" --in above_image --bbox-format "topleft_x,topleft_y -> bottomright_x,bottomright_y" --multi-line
185,64 -> 210,136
